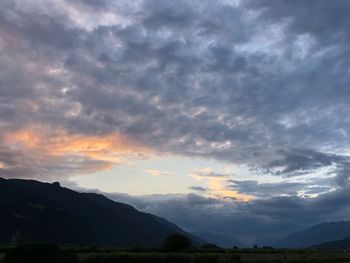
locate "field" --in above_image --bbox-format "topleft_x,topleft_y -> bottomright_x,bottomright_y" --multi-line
77,252 -> 350,262
76,251 -> 350,263
2,249 -> 350,262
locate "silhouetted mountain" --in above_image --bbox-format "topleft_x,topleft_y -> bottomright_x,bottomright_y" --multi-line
274,221 -> 350,248
193,231 -> 247,248
0,178 -> 198,246
312,236 -> 350,250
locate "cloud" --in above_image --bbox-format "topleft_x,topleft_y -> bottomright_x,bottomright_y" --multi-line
189,168 -> 254,201
102,185 -> 350,244
247,0 -> 350,44
146,169 -> 173,176
229,180 -> 306,198
0,125 -> 150,180
1,0 -> 350,237
265,149 -> 345,176
190,168 -> 230,178
189,186 -> 207,192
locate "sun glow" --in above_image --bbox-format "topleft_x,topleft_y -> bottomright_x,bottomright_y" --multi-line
3,126 -> 151,165
190,168 -> 255,202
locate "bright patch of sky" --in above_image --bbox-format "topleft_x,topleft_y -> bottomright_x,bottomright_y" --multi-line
69,154 -> 268,196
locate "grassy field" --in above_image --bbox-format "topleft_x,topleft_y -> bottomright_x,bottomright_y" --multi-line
2,250 -> 350,262
76,251 -> 350,263
239,252 -> 350,262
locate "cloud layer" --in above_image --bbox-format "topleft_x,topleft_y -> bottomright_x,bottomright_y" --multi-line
1,0 -> 350,242
105,185 -> 350,244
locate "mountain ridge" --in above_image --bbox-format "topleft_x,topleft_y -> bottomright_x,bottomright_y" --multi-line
312,236 -> 350,250
0,177 -> 198,246
274,221 -> 350,248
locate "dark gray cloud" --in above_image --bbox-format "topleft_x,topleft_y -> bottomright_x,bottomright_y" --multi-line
1,0 -> 350,169
189,186 -> 208,192
191,169 -> 230,178
229,149 -> 350,198
264,149 -> 348,176
247,0 -> 350,44
228,180 -> 306,198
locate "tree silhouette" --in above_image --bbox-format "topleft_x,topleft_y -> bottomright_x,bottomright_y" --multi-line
163,233 -> 192,252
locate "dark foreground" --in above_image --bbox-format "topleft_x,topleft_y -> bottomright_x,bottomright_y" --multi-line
2,246 -> 350,263
76,252 -> 350,263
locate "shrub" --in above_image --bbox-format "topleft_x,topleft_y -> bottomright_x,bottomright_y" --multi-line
3,244 -> 78,263
163,234 -> 192,252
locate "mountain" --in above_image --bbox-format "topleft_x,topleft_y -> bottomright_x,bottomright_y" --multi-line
193,231 -> 247,248
274,221 -> 350,248
0,177 -> 197,246
313,237 -> 350,250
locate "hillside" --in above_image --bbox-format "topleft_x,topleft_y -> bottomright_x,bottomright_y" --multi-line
274,221 -> 350,248
0,178 -> 195,246
313,236 -> 350,250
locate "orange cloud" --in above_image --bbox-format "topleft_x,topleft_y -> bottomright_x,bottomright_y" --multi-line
190,167 -> 255,201
3,126 -> 151,168
207,177 -> 254,202
0,161 -> 6,169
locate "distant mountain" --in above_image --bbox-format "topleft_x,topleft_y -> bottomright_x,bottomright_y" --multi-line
274,221 -> 350,248
193,231 -> 247,248
0,178 -> 198,246
313,237 -> 350,250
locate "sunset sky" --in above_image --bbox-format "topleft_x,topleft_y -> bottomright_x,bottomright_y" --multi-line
1,0 -> 350,243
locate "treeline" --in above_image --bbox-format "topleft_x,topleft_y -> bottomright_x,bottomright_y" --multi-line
2,233 -> 345,263
2,234 -> 222,263
2,244 -> 241,263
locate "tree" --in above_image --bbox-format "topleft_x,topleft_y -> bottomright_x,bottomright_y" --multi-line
163,233 -> 192,252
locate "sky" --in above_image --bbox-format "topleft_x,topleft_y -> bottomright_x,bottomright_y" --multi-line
1,0 -> 350,244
